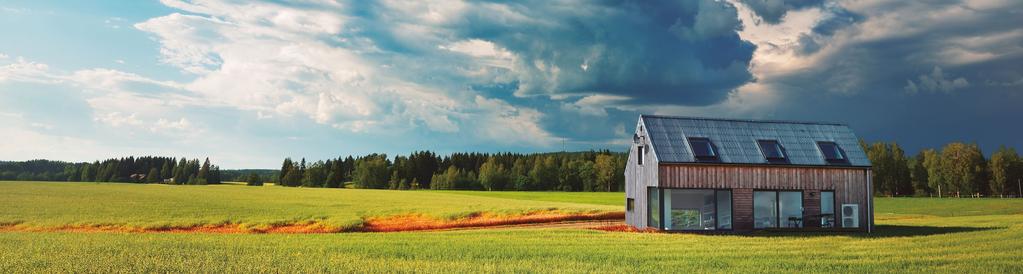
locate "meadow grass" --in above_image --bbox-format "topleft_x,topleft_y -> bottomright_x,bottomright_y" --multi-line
0,181 -> 616,229
1,181 -> 1022,273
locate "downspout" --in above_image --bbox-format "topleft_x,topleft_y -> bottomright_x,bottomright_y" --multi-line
866,169 -> 874,233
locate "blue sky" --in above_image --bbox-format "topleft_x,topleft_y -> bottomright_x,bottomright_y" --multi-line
1,0 -> 1021,168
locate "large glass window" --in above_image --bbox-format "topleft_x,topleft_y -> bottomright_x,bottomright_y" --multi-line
779,192 -> 803,228
716,191 -> 732,229
664,189 -> 716,230
648,188 -> 660,228
820,191 -> 835,227
753,191 -> 778,229
754,190 -> 804,228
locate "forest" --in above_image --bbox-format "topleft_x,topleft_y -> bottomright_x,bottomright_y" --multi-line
861,140 -> 1022,197
0,157 -> 223,185
274,150 -> 627,192
4,140 -> 1022,196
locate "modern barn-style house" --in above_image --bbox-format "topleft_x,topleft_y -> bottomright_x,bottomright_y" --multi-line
625,115 -> 874,232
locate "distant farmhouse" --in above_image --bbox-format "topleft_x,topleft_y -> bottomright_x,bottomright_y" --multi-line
625,115 -> 874,232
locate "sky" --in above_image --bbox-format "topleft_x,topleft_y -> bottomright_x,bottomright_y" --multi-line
0,0 -> 1021,169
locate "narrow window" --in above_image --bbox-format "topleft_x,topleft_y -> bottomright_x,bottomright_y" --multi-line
817,142 -> 849,165
648,188 -> 660,228
637,146 -> 644,165
687,137 -> 719,162
716,190 -> 732,229
820,191 -> 835,228
757,140 -> 788,164
626,198 -> 635,211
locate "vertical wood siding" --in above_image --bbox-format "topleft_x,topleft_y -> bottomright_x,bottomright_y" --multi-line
658,164 -> 871,230
624,137 -> 660,228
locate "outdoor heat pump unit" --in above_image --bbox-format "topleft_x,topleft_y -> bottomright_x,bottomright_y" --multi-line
841,204 -> 859,228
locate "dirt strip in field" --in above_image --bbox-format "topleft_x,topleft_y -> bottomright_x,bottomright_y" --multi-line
360,211 -> 624,232
0,211 -> 626,234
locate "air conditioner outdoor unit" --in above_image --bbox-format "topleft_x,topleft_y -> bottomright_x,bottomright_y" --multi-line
841,204 -> 859,228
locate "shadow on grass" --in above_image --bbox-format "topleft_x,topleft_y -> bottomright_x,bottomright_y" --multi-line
743,225 -> 998,238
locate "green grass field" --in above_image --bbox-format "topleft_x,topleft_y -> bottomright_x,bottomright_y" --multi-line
0,181 -> 616,230
2,181 -> 1022,273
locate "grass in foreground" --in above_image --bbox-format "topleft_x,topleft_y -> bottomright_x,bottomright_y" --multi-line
0,214 -> 1020,273
2,181 -> 1023,273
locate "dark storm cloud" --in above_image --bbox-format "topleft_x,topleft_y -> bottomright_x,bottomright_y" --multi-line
739,0 -> 824,23
342,0 -> 756,106
464,0 -> 755,106
753,0 -> 1023,153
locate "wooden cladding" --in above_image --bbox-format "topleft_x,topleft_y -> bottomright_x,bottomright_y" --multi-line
658,164 -> 871,230
732,188 -> 754,231
658,164 -> 867,190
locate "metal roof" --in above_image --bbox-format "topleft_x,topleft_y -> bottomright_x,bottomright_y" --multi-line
640,115 -> 871,167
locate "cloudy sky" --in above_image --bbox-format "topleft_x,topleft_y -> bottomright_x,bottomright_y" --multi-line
1,0 -> 1020,168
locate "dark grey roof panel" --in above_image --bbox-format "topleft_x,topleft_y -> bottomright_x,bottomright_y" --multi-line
642,115 -> 871,166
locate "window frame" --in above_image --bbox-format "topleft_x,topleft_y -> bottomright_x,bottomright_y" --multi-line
756,139 -> 790,164
819,190 -> 836,228
817,141 -> 850,165
686,137 -> 721,162
647,187 -> 661,228
637,145 -> 644,166
654,187 -> 733,231
752,190 -> 804,229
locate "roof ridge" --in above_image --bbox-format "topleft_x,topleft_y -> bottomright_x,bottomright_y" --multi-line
639,114 -> 848,127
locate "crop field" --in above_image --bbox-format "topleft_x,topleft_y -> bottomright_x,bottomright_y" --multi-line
2,181 -> 1022,273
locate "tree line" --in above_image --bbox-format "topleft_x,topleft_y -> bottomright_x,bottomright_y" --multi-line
272,151 -> 627,191
0,156 -> 223,185
862,140 -> 1023,197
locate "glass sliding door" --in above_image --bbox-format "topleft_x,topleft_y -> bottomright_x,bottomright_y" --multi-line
648,187 -> 660,229
820,191 -> 835,227
778,192 -> 803,228
753,191 -> 778,229
716,190 -> 732,229
754,190 -> 804,229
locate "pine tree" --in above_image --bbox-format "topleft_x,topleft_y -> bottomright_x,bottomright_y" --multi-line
172,158 -> 187,184
198,158 -> 211,183
160,160 -> 173,180
279,158 -> 294,184
146,168 -> 160,183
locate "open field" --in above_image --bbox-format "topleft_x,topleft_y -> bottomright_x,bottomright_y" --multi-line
2,181 -> 1023,273
0,181 -> 617,231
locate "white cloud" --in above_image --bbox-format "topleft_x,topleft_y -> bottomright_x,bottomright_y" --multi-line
0,6 -> 29,14
0,57 -> 60,83
132,0 -> 554,140
560,94 -> 630,117
69,68 -> 186,93
441,39 -> 512,59
152,118 -> 194,132
904,66 -> 969,94
104,17 -> 125,29
94,112 -> 143,127
473,96 -> 558,147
